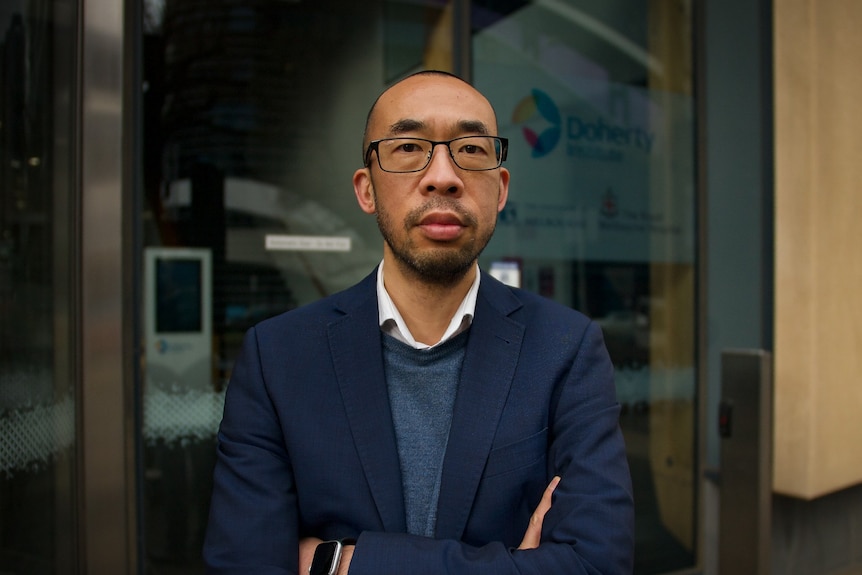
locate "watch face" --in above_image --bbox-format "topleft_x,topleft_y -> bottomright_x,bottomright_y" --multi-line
309,541 -> 340,575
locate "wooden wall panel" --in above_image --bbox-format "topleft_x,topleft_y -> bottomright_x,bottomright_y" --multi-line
773,0 -> 862,499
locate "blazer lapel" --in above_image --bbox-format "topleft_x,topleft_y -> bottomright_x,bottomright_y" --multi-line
327,274 -> 407,533
434,276 -> 525,540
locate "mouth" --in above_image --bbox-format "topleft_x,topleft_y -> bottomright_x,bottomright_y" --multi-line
416,212 -> 466,241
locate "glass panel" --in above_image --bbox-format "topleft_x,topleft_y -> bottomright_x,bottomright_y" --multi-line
384,0 -> 452,81
139,1 -> 453,571
472,1 -> 697,572
0,0 -> 79,573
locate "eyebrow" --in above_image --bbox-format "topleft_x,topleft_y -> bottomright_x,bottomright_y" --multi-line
388,119 -> 425,136
457,120 -> 491,135
386,118 -> 491,137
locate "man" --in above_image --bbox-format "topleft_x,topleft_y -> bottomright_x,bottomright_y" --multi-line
204,70 -> 634,574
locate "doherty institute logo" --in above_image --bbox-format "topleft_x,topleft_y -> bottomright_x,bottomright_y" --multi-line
512,89 -> 561,158
513,88 -> 656,163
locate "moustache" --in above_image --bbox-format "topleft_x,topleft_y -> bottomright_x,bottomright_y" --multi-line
403,197 -> 478,229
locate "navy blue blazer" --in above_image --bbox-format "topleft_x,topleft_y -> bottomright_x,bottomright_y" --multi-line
204,270 -> 634,574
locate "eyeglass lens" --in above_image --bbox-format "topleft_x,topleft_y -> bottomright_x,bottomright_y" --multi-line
376,137 -> 503,172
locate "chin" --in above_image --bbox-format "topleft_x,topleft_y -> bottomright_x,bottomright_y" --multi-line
400,249 -> 478,285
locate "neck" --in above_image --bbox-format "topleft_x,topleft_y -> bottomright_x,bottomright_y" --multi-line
383,256 -> 476,346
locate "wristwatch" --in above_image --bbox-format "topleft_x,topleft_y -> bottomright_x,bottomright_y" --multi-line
309,538 -> 356,575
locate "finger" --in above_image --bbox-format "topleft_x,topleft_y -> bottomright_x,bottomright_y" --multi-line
518,476 -> 561,550
535,475 -> 561,519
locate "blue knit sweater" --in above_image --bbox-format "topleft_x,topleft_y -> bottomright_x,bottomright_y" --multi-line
382,330 -> 469,537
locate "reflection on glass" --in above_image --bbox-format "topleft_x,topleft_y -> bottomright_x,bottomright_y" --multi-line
384,0 -> 453,81
0,1 -> 78,573
140,1 -> 454,571
140,1 -> 696,573
473,1 -> 697,572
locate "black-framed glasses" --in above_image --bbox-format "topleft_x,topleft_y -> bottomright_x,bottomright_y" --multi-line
364,136 -> 508,173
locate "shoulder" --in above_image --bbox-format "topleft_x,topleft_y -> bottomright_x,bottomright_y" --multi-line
253,269 -> 377,337
478,271 -> 593,330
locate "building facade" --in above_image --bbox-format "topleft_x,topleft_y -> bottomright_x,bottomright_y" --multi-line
1,0 -> 860,574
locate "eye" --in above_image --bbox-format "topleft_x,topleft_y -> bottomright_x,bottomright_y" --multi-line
457,142 -> 489,156
393,141 -> 425,154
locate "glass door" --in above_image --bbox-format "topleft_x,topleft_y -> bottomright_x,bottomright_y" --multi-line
138,1 -> 699,573
472,1 -> 698,572
0,0 -> 79,573
139,1 -> 457,572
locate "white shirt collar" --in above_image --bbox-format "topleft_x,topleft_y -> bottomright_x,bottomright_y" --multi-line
376,260 -> 480,350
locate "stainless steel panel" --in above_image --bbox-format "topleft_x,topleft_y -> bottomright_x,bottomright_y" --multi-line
718,349 -> 772,575
80,0 -> 134,572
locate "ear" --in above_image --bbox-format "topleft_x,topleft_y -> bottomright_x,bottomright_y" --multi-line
353,168 -> 377,214
496,167 -> 510,212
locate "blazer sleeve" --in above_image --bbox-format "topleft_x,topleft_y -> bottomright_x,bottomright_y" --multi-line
348,320 -> 635,575
203,326 -> 300,575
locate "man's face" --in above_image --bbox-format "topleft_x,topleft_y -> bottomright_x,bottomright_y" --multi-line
353,74 -> 510,286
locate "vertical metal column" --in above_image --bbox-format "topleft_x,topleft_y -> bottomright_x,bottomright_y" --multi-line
718,349 -> 772,575
80,0 -> 135,571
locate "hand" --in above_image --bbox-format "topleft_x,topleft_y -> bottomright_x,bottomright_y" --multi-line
337,544 -> 354,575
518,475 -> 561,550
299,537 -> 355,575
299,537 -> 322,574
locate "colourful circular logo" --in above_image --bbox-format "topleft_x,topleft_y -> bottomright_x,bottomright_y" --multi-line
512,89 -> 561,158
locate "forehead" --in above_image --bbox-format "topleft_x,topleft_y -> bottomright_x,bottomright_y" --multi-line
370,75 -> 497,137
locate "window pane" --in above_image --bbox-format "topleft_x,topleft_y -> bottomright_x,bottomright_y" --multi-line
0,0 -> 79,573
139,1 -> 454,571
473,1 -> 697,572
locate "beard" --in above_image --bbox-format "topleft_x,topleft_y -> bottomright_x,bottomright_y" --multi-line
375,194 -> 496,286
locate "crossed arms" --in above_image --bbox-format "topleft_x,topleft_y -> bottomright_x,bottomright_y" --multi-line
203,301 -> 634,574
297,476 -> 561,574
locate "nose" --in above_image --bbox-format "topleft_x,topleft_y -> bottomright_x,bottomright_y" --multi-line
420,143 -> 463,195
